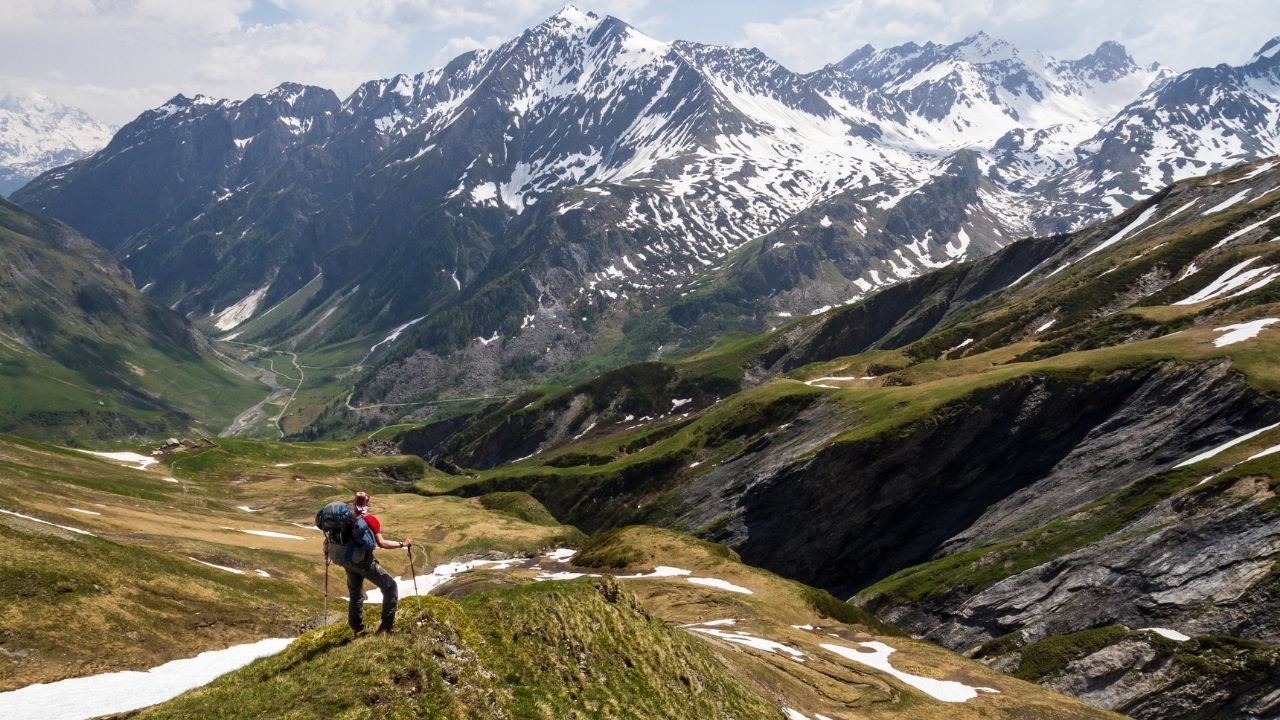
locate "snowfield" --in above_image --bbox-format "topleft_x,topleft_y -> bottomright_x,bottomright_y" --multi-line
0,638 -> 292,720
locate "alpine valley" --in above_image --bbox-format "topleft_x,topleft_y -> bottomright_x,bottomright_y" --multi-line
1,5 -> 1280,720
12,6 -> 1280,438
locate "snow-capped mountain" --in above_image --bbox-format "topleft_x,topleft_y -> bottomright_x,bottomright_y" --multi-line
0,93 -> 114,196
818,34 -> 1170,159
1038,35 -> 1280,231
12,7 -> 1280,415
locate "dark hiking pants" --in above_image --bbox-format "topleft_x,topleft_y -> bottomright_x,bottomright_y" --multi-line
344,555 -> 398,631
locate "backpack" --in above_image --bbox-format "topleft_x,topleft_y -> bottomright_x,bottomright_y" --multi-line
353,516 -> 377,551
315,501 -> 354,545
345,516 -> 378,565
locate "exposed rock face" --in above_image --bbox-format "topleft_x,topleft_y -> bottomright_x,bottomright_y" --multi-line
679,363 -> 1276,598
872,483 -> 1279,648
1045,635 -> 1280,720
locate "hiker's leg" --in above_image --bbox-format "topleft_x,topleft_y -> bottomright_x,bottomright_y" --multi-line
345,567 -> 365,632
368,559 -> 398,629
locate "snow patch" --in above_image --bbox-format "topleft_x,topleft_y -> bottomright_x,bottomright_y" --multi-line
1174,258 -> 1279,305
820,642 -> 999,703
782,709 -> 834,720
0,509 -> 95,537
366,557 -> 522,603
369,315 -> 426,353
1229,161 -> 1276,183
1080,203 -> 1160,261
687,577 -> 753,594
1200,189 -> 1252,216
1248,443 -> 1280,461
1212,210 -> 1280,249
213,283 -> 271,331
188,557 -> 244,575
1175,420 -> 1280,468
77,450 -> 157,471
617,566 -> 692,580
237,529 -> 306,540
689,627 -> 804,659
1142,628 -> 1191,642
572,421 -> 597,441
1210,318 -> 1280,347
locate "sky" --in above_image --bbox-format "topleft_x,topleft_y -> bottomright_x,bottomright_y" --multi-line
3,0 -> 1277,126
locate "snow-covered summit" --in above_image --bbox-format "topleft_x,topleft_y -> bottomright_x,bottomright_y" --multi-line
0,92 -> 114,195
952,31 -> 1020,64
544,4 -> 599,31
1055,41 -> 1143,83
816,31 -> 1168,160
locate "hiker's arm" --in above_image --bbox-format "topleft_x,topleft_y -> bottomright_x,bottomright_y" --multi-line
374,532 -> 412,550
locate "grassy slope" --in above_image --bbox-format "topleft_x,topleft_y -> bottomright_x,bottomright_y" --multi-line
136,587 -> 778,720
0,197 -> 265,443
136,527 -> 1117,720
0,433 -> 582,690
0,431 -> 1119,718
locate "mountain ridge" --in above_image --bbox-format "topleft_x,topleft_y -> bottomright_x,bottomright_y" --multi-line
11,6 -> 1280,437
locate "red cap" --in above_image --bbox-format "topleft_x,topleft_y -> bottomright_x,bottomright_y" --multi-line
353,491 -> 370,513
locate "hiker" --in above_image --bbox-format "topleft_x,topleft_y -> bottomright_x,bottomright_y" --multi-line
321,491 -> 413,635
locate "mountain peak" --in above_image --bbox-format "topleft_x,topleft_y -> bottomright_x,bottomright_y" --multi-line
1066,40 -> 1138,81
1087,40 -> 1132,65
547,4 -> 599,29
836,43 -> 876,69
0,91 -> 101,122
1250,36 -> 1280,64
0,92 -> 45,113
953,31 -> 1018,63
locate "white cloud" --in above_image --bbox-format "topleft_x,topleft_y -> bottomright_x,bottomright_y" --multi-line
0,0 -> 1275,127
739,0 -> 1280,72
431,35 -> 507,66
0,0 -> 585,123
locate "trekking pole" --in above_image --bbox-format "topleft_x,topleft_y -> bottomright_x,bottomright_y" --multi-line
323,552 -> 330,628
407,545 -> 419,598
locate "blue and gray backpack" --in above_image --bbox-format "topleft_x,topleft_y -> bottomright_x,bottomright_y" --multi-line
314,501 -> 378,563
315,501 -> 354,544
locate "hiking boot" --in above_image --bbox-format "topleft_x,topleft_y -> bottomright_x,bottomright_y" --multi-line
352,627 -> 367,637
376,623 -> 395,635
